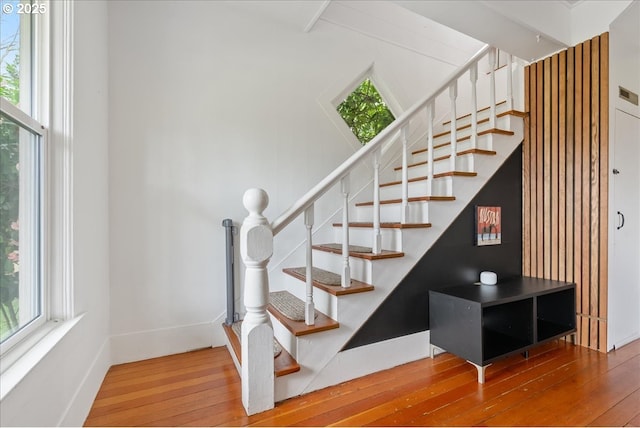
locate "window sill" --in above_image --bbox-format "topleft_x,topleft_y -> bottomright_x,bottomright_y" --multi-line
0,313 -> 85,401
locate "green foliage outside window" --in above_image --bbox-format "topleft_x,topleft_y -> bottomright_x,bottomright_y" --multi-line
0,47 -> 21,340
337,78 -> 395,145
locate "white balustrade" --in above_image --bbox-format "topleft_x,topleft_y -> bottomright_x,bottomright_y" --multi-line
426,102 -> 434,197
341,175 -> 351,288
489,48 -> 497,129
236,43 -> 522,416
449,81 -> 458,173
507,53 -> 513,111
304,205 -> 315,325
372,148 -> 382,254
470,62 -> 478,150
401,125 -> 410,224
240,188 -> 274,415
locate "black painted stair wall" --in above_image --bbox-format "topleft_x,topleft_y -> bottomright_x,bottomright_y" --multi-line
344,145 -> 523,350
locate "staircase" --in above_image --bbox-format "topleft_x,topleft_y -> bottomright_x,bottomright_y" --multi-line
225,45 -> 526,415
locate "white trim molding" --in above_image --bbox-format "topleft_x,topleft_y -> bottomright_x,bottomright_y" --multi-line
110,319 -> 224,365
304,0 -> 331,33
0,315 -> 84,401
0,0 -> 76,395
317,61 -> 404,153
48,0 -> 75,322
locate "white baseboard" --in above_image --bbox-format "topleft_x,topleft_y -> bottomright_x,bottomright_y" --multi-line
302,330 -> 431,394
59,314 -> 230,425
59,336 -> 112,426
111,313 -> 228,365
612,332 -> 640,351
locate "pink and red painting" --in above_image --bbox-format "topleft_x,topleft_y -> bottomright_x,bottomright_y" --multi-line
476,206 -> 501,246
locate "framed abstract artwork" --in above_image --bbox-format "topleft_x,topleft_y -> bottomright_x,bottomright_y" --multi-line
476,206 -> 501,246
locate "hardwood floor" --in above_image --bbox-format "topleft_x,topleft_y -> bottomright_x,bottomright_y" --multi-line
85,339 -> 640,427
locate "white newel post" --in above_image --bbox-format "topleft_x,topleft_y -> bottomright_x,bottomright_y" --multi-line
240,188 -> 274,415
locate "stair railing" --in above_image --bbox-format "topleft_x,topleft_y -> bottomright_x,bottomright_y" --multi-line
239,43 -> 515,416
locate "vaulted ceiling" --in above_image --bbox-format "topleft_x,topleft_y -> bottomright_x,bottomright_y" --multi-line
228,0 -> 636,63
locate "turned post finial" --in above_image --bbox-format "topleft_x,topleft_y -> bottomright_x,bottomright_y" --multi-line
241,188 -> 272,264
243,188 -> 269,218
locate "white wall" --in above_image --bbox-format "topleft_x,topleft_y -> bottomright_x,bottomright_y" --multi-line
0,1 -> 111,426
107,1 -> 482,363
610,2 -> 640,119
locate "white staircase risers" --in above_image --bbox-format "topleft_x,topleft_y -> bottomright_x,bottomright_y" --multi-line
235,46 -> 526,415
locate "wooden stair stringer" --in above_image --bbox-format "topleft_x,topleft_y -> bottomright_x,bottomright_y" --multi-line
272,116 -> 524,401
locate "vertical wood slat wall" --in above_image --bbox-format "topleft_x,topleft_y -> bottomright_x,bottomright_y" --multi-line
523,33 -> 609,352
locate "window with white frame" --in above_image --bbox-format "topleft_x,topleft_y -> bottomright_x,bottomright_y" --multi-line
0,1 -> 48,353
336,77 -> 395,145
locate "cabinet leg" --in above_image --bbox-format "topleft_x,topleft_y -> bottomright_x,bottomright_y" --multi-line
467,361 -> 490,384
521,350 -> 529,359
429,344 -> 438,359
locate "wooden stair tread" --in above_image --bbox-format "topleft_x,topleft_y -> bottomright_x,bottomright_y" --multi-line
410,129 -> 513,157
283,267 -> 374,296
394,160 -> 427,171
499,109 -> 528,118
442,100 -> 507,126
380,176 -> 429,187
431,150 -> 498,163
435,170 -> 477,178
313,243 -> 404,260
434,116 -> 491,139
433,109 -> 526,138
478,128 -> 515,136
222,323 -> 300,377
355,196 -> 455,207
268,303 -> 339,337
380,171 -> 478,188
458,148 -> 496,156
332,222 -> 432,229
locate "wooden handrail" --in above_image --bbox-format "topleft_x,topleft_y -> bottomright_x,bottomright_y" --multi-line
271,44 -> 491,235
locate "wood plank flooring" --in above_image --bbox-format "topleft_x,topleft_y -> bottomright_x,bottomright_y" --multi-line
85,339 -> 640,427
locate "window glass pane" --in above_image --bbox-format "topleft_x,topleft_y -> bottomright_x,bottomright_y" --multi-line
1,1 -> 32,113
0,111 -> 42,344
337,78 -> 395,145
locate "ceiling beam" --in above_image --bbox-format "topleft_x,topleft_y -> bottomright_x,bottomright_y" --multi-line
304,0 -> 331,33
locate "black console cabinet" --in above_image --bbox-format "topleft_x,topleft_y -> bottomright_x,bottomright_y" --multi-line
429,276 -> 576,383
